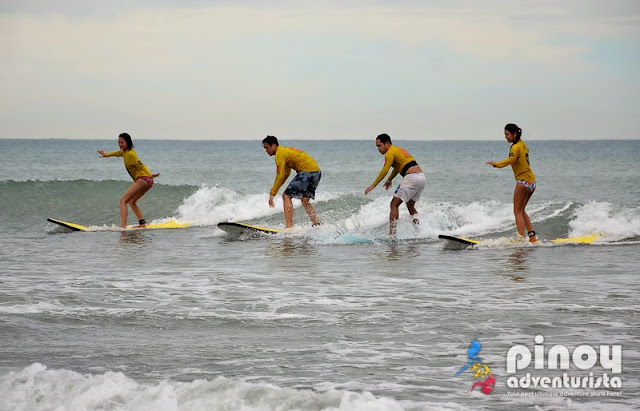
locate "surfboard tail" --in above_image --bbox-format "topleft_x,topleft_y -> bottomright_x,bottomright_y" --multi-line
218,222 -> 280,236
127,220 -> 190,229
437,234 -> 480,250
551,234 -> 601,244
47,218 -> 87,231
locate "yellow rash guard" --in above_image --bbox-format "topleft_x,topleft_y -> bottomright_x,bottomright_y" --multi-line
370,145 -> 416,188
104,149 -> 152,181
493,140 -> 536,183
270,146 -> 321,196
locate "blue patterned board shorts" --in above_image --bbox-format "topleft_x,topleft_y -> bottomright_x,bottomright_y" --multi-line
284,171 -> 322,199
517,179 -> 536,192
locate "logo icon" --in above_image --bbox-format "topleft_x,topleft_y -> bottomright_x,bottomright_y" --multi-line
456,337 -> 495,395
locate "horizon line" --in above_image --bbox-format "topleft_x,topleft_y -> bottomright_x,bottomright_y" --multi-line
1,137 -> 638,142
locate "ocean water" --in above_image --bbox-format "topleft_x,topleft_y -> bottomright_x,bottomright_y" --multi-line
0,138 -> 639,410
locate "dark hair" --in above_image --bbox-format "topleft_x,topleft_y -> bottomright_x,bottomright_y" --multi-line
376,133 -> 392,144
118,132 -> 134,149
504,124 -> 522,143
262,135 -> 279,146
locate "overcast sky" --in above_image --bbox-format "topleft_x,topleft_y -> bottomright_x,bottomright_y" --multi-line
1,0 -> 639,140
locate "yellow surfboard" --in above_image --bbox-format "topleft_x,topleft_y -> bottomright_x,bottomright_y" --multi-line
550,234 -> 602,244
438,233 -> 601,248
47,218 -> 190,232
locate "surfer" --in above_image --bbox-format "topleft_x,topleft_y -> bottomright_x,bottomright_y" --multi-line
365,134 -> 426,237
262,136 -> 321,228
486,123 -> 538,242
97,133 -> 159,228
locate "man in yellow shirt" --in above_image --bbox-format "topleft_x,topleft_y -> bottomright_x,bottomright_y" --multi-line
262,136 -> 321,228
365,133 -> 426,236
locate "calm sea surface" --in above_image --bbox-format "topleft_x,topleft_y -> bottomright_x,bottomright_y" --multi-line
1,139 -> 639,410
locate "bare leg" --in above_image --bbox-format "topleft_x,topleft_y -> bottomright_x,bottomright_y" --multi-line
282,193 -> 294,228
119,180 -> 148,228
406,199 -> 419,225
129,184 -> 152,226
389,197 -> 403,236
513,184 -> 534,239
522,193 -> 534,233
301,196 -> 319,225
522,187 -> 535,241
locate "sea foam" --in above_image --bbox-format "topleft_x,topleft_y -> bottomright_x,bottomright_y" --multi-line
568,201 -> 640,241
0,363 -> 423,411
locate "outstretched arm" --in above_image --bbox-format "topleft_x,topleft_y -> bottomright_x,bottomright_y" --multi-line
98,150 -> 123,158
385,168 -> 399,189
487,146 -> 516,168
366,152 -> 393,194
270,167 -> 291,197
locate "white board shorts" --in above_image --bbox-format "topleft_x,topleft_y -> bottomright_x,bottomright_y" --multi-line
393,172 -> 426,203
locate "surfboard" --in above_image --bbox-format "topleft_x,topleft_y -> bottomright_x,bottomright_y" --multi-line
47,217 -> 190,231
438,233 -> 601,248
437,235 -> 480,246
550,234 -> 602,244
217,222 -> 280,236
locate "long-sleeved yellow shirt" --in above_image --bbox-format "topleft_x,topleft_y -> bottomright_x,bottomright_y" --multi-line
493,140 -> 535,183
370,145 -> 416,188
104,149 -> 152,181
270,146 -> 321,196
